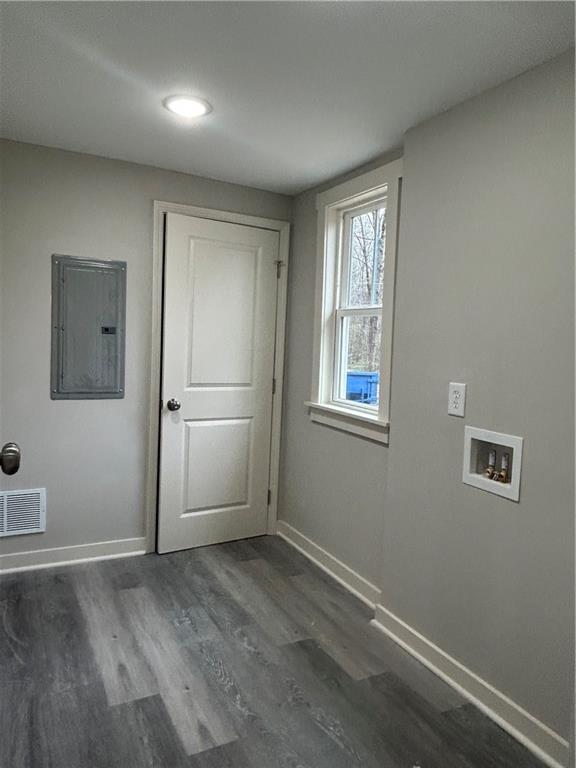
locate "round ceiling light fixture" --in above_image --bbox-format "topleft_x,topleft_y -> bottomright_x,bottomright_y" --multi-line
163,95 -> 212,118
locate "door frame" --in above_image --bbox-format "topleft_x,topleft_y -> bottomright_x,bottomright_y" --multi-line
145,201 -> 290,552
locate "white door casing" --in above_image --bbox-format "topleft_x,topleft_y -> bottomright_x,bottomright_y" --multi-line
158,212 -> 280,553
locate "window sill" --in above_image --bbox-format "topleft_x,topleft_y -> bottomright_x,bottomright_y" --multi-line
305,401 -> 389,444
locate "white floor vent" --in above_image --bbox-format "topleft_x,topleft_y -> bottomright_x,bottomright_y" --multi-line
0,489 -> 46,537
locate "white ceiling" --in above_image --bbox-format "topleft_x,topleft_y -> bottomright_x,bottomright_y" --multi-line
0,2 -> 573,194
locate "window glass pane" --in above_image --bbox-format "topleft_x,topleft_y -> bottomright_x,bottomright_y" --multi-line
338,315 -> 382,406
346,206 -> 386,307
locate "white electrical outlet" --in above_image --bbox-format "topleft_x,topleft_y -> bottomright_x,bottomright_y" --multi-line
448,382 -> 466,417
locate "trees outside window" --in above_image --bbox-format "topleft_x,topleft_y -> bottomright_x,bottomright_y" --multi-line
335,204 -> 386,407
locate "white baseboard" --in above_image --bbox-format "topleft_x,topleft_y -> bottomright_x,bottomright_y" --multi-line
372,603 -> 570,768
276,520 -> 381,607
275,521 -> 569,768
0,537 -> 147,574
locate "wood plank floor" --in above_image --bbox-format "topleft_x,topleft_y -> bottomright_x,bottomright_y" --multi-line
0,536 -> 546,767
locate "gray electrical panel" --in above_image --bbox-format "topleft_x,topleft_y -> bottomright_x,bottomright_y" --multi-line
51,255 -> 126,399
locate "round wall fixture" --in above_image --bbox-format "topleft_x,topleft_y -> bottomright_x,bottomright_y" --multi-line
163,95 -> 212,118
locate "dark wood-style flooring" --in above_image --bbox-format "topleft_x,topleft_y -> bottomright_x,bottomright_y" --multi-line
1,535 -> 545,767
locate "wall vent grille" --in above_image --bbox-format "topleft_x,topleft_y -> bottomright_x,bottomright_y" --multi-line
0,489 -> 46,537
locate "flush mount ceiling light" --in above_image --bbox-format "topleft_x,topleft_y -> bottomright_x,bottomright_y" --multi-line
163,95 -> 212,118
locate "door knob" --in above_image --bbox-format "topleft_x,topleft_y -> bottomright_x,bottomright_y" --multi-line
166,398 -> 181,412
0,442 -> 21,475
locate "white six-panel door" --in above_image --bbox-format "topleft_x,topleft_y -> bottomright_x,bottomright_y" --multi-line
158,212 -> 280,553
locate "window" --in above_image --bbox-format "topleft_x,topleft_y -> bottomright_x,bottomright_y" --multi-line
335,202 -> 386,409
308,160 -> 402,443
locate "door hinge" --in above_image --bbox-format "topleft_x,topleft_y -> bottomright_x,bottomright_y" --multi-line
267,489 -> 272,506
272,377 -> 277,395
275,260 -> 284,279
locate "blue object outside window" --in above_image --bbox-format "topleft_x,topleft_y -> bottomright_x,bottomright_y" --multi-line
345,371 -> 379,405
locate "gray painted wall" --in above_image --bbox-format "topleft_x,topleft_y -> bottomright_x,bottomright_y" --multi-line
279,50 -> 574,739
383,50 -> 574,738
0,140 -> 291,556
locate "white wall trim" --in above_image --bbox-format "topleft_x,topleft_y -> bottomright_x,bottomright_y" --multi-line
310,158 -> 402,431
147,201 -> 291,551
276,520 -> 381,607
0,537 -> 146,574
306,401 -> 390,444
371,603 -> 570,768
266,221 -> 290,534
276,520 -> 569,768
316,158 -> 403,210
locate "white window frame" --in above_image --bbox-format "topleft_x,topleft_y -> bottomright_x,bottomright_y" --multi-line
307,159 -> 402,444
